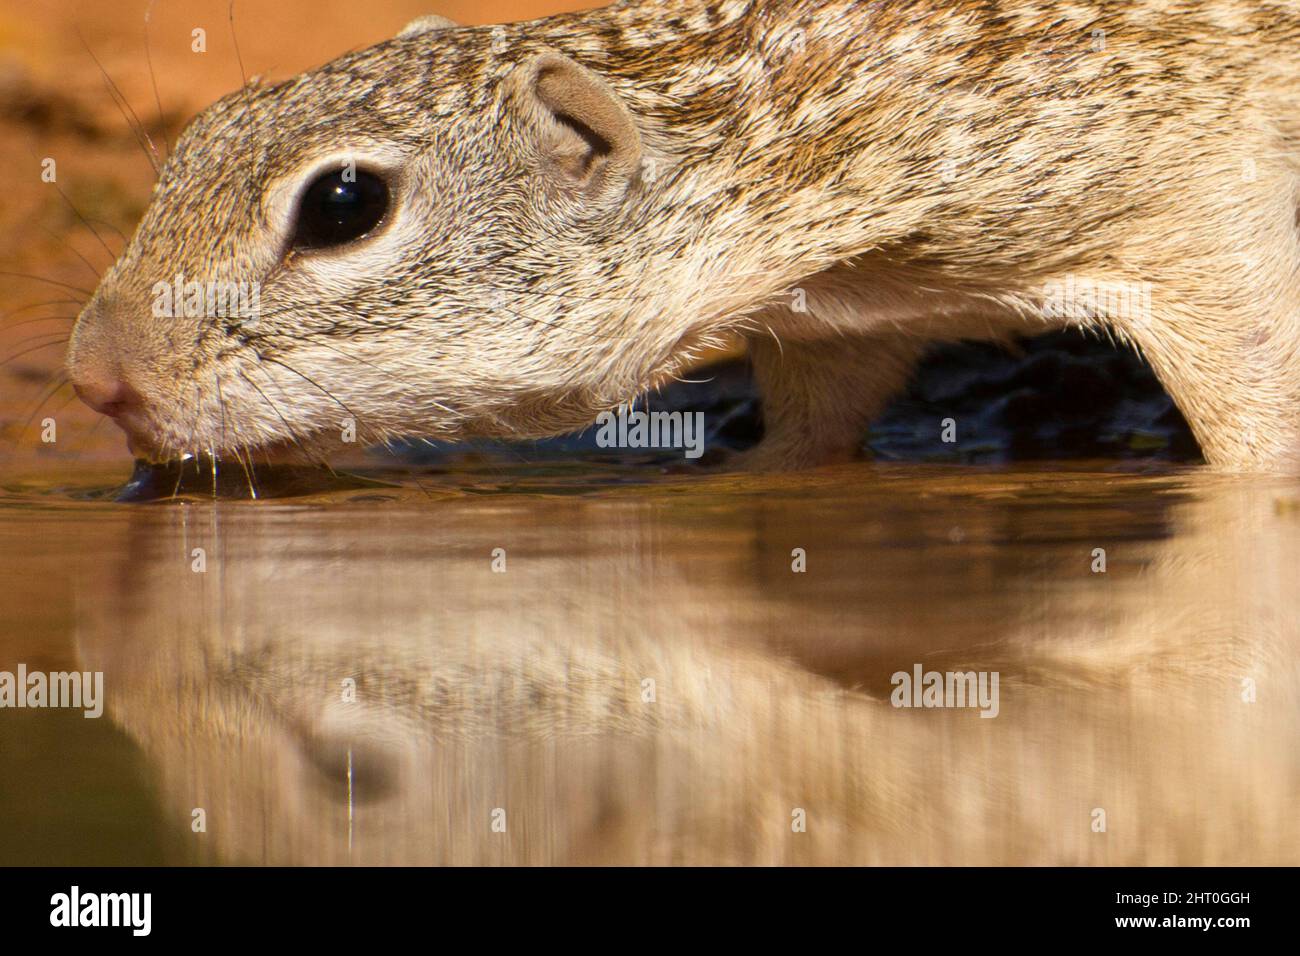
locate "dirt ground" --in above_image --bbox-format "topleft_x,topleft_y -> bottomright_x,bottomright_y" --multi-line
0,0 -> 601,466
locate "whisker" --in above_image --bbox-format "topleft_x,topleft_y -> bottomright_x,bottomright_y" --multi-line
23,386 -> 82,448
0,271 -> 93,298
143,0 -> 170,159
172,386 -> 202,498
14,371 -> 72,446
85,218 -> 128,250
76,28 -> 162,175
238,367 -> 319,463
253,351 -> 359,420
228,1 -> 252,91
246,361 -> 345,477
296,337 -> 465,420
237,333 -> 483,485
67,412 -> 110,469
0,336 -> 70,369
20,160 -> 116,264
2,330 -> 74,349
215,372 -> 232,456
41,226 -> 102,284
0,315 -> 79,334
233,442 -> 258,499
1,298 -> 84,321
228,0 -> 262,189
170,452 -> 185,498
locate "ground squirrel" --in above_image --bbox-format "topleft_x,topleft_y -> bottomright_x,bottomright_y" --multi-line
65,0 -> 1300,471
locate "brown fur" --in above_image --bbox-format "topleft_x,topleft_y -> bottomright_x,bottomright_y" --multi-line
65,1 -> 1300,469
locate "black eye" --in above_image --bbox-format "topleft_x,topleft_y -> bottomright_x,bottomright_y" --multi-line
291,169 -> 389,250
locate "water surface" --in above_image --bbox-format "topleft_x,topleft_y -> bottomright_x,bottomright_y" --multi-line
0,459 -> 1296,864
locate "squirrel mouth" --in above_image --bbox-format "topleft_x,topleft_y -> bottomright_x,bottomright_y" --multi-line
104,414 -> 158,461
97,406 -> 319,466
141,432 -> 340,471
122,428 -> 149,459
114,454 -> 394,502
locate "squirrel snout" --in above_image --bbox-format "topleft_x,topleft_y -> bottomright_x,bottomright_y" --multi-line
68,297 -> 153,421
72,376 -> 144,418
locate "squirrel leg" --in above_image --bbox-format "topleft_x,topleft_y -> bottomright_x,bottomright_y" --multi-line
739,331 -> 925,471
1120,290 -> 1300,471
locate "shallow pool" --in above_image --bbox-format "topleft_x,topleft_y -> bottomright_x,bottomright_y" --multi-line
1,458 -> 1295,864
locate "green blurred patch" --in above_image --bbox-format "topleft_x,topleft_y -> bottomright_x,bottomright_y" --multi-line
0,706 -> 194,865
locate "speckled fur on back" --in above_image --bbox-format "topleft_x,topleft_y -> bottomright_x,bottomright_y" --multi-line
67,0 -> 1300,470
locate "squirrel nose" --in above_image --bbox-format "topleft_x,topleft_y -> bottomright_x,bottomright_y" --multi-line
73,377 -> 143,418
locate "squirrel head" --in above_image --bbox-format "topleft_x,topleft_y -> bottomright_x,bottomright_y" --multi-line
65,16 -> 714,463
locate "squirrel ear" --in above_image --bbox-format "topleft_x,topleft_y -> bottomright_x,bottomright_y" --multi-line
510,52 -> 642,197
397,14 -> 458,37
